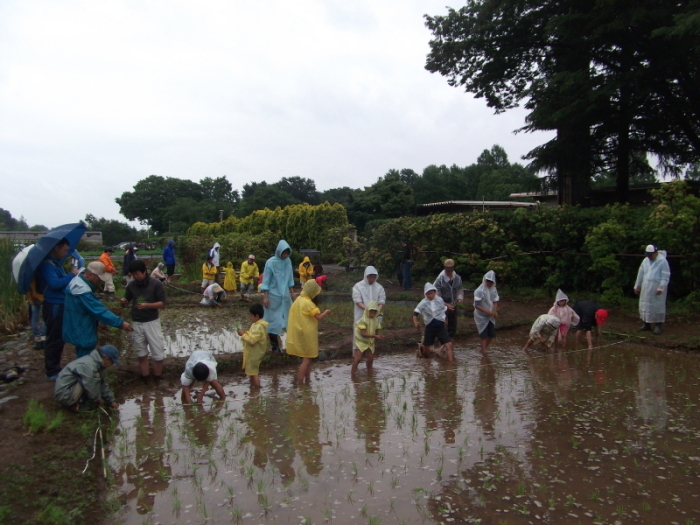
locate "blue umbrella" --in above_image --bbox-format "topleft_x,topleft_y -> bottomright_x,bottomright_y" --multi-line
12,222 -> 87,294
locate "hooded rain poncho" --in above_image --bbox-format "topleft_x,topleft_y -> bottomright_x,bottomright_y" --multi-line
351,266 -> 386,349
413,282 -> 448,325
354,301 -> 382,353
209,242 -> 221,266
163,240 -> 176,265
286,279 -> 322,358
635,250 -> 671,323
529,314 -> 561,347
241,319 -> 270,375
547,289 -> 580,328
298,256 -> 314,284
261,240 -> 295,335
473,271 -> 500,335
223,262 -> 237,292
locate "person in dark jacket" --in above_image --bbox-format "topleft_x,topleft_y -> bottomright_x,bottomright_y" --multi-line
401,239 -> 413,290
54,345 -> 122,411
162,240 -> 176,283
63,262 -> 132,359
122,244 -> 137,284
36,238 -> 79,381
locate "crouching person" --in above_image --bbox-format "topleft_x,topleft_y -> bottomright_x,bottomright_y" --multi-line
180,350 -> 226,404
54,345 -> 121,412
522,314 -> 561,353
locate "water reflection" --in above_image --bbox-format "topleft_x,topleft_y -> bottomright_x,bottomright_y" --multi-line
242,393 -> 296,484
110,343 -> 700,525
473,355 -> 497,438
636,357 -> 668,430
117,392 -> 170,515
352,375 -> 386,453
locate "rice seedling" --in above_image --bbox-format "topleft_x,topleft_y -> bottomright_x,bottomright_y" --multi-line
22,400 -> 64,434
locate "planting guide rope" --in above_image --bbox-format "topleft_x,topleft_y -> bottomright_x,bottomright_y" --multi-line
109,335 -> 632,428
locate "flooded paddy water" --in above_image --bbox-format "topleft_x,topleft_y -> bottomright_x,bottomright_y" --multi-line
109,337 -> 700,525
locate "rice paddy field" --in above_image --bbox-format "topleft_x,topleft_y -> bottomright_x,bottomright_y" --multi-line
107,334 -> 700,525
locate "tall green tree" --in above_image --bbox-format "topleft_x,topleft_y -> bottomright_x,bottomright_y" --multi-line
425,0 -> 700,205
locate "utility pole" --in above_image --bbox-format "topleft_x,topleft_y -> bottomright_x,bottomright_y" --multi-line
219,210 -> 224,222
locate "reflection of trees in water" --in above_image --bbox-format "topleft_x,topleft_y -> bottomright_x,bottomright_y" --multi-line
242,394 -> 296,485
636,357 -> 668,430
473,356 -> 497,439
352,375 -> 386,453
525,352 -> 579,406
120,392 -> 171,515
419,365 -> 463,444
288,388 -> 325,476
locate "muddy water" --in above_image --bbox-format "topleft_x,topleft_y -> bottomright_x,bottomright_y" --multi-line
108,340 -> 700,524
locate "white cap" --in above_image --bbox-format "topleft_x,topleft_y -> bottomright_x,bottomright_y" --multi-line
645,244 -> 657,254
248,254 -> 255,260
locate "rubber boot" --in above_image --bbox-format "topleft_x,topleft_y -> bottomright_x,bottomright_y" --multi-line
653,323 -> 662,335
639,323 -> 651,331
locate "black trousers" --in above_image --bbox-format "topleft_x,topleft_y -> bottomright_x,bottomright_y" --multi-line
446,307 -> 457,338
42,302 -> 65,377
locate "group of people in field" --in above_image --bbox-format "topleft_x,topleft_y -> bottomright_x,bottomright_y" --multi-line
34,234 -> 669,412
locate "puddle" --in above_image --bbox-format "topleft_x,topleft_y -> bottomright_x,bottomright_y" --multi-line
109,341 -> 700,524
160,317 -> 285,358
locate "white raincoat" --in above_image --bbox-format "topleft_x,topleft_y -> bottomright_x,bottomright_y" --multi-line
413,282 -> 447,325
209,242 -> 221,267
351,266 -> 386,350
529,314 -> 561,347
473,270 -> 499,335
634,251 -> 670,323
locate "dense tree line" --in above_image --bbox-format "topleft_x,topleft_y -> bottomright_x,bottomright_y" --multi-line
0,208 -> 47,231
115,145 -> 542,234
425,0 -> 700,205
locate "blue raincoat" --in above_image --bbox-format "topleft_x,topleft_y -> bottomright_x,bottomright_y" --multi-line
163,240 -> 176,265
260,240 -> 295,335
63,274 -> 124,352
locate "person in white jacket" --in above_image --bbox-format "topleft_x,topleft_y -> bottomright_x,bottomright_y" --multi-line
351,266 -> 386,353
634,244 -> 671,334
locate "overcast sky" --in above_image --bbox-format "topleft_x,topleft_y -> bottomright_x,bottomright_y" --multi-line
0,0 -> 553,229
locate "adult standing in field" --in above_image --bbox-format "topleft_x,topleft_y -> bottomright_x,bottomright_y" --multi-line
63,262 -> 133,359
98,246 -> 118,293
433,258 -> 464,338
120,259 -> 166,383
473,270 -> 499,355
400,239 -> 413,290
240,254 -> 259,302
352,266 -> 386,353
634,244 -> 671,335
123,244 -> 137,285
162,240 -> 176,283
261,240 -> 296,354
36,238 -> 79,380
209,242 -> 221,281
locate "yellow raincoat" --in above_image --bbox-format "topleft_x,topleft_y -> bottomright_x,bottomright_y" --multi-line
298,257 -> 314,284
223,262 -> 237,292
286,280 -> 322,358
354,301 -> 382,353
240,259 -> 259,285
202,262 -> 217,281
241,319 -> 270,375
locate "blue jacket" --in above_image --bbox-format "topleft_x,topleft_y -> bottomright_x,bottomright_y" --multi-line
36,257 -> 74,304
63,274 -> 124,349
163,240 -> 176,265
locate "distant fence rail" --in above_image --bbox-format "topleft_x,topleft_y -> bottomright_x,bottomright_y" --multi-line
0,230 -> 103,244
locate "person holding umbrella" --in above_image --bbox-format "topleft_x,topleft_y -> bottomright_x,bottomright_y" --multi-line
36,238 -> 80,380
11,222 -> 87,381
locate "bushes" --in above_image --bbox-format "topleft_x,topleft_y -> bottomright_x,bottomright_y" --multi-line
0,240 -> 25,333
185,202 -> 351,265
366,182 -> 698,300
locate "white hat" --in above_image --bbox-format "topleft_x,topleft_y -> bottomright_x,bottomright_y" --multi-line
86,261 -> 109,282
645,244 -> 657,254
248,254 -> 255,260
